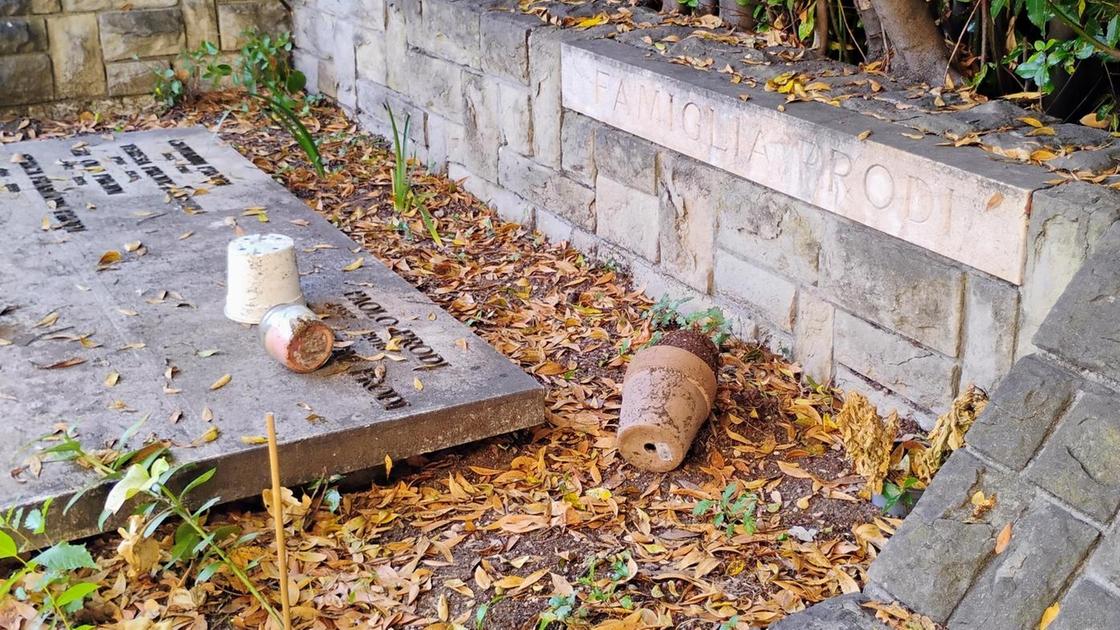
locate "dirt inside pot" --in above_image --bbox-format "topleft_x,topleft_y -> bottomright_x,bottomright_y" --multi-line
655,328 -> 720,373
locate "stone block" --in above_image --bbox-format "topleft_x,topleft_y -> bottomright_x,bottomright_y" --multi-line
794,292 -> 834,384
0,16 -> 46,54
99,9 -> 184,62
448,162 -> 534,226
355,79 -> 424,147
292,48 -> 319,96
290,3 -> 323,57
183,0 -> 220,49
30,0 -> 55,12
833,365 -> 934,428
867,450 -> 1033,623
596,175 -> 658,262
821,220 -> 964,356
355,25 -> 387,84
560,110 -> 596,185
947,497 -> 1098,630
0,53 -> 51,105
498,146 -> 594,230
717,184 -> 825,286
498,81 -> 532,157
383,0 -> 412,93
423,112 -> 463,173
68,0 -> 173,7
461,71 -> 500,180
535,208 -> 597,253
833,310 -> 958,412
217,2 -> 289,51
1048,579 -> 1120,630
408,0 -> 479,68
49,14 -> 105,99
528,26 -> 594,168
659,154 -> 716,292
0,0 -> 31,15
107,60 -> 160,96
399,49 -> 463,121
713,250 -> 797,332
965,355 -> 1077,471
562,40 -> 1043,284
331,18 -> 357,109
1034,222 -> 1120,384
355,0 -> 385,30
960,272 -> 1019,392
480,9 -> 535,84
594,125 -> 656,194
1025,390 -> 1120,523
317,57 -> 337,98
1018,182 -> 1120,357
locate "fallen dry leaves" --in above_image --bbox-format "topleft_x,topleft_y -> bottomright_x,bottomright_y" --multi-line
6,94 -> 906,629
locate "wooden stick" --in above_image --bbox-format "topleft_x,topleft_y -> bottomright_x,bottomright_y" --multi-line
266,413 -> 293,630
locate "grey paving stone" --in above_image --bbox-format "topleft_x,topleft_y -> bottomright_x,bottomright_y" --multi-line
947,496 -> 1099,630
1088,521 -> 1120,590
1049,147 -> 1120,173
965,354 -> 1078,470
770,594 -> 890,630
1051,122 -> 1114,148
1049,579 -> 1120,630
0,128 -> 543,548
1034,222 -> 1120,384
867,450 -> 1033,623
1025,390 -> 1120,523
942,100 -> 1029,133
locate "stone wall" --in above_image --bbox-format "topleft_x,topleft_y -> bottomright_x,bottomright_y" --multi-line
292,0 -> 1120,428
0,0 -> 287,113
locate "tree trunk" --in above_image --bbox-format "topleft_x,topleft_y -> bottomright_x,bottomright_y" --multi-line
868,0 -> 957,85
855,0 -> 885,61
813,0 -> 829,54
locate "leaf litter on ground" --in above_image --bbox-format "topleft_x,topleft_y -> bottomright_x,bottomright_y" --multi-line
0,93 -> 965,629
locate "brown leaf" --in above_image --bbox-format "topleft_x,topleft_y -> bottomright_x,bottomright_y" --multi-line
995,522 -> 1012,554
35,357 -> 85,369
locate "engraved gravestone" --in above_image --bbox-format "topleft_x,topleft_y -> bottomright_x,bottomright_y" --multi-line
0,128 -> 544,545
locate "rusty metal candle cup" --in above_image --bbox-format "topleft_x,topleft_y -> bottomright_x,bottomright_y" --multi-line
616,330 -> 719,472
259,303 -> 335,373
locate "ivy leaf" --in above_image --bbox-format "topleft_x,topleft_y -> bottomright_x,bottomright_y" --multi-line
0,529 -> 16,559
32,542 -> 97,572
55,582 -> 98,608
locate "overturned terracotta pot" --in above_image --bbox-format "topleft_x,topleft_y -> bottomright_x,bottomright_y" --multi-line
617,329 -> 719,472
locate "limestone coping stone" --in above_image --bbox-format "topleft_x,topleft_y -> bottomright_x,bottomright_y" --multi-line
561,38 -> 1052,285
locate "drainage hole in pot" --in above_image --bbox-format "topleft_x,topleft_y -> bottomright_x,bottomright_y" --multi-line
644,443 -> 656,453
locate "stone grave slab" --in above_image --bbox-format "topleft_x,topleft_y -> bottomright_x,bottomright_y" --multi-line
0,128 -> 544,546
